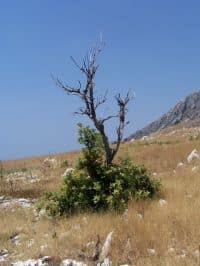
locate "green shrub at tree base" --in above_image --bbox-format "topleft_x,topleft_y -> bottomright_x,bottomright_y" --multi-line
41,124 -> 161,216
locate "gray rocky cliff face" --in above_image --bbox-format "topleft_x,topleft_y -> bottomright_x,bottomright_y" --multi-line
127,91 -> 200,140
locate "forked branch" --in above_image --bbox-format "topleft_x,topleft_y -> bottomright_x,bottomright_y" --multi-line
54,42 -> 132,165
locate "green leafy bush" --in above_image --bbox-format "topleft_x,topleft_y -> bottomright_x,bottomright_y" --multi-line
41,124 -> 160,216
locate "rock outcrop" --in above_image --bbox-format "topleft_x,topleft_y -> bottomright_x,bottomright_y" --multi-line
127,91 -> 200,140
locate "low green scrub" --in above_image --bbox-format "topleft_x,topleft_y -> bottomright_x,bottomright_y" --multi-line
40,124 -> 160,216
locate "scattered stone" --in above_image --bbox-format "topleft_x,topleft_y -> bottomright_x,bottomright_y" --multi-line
176,162 -> 184,168
147,248 -> 156,256
159,199 -> 167,206
176,249 -> 187,259
11,256 -> 51,266
0,196 -> 34,208
38,209 -> 47,218
11,234 -> 21,245
5,170 -> 40,183
30,178 -> 40,183
42,157 -> 58,168
187,149 -> 200,163
141,136 -> 151,141
61,259 -> 87,266
136,213 -> 143,220
62,168 -> 74,177
97,258 -> 112,266
192,166 -> 199,172
0,249 -> 9,262
99,232 -> 113,262
86,241 -> 95,248
152,172 -> 157,176
168,247 -> 175,254
33,208 -> 42,221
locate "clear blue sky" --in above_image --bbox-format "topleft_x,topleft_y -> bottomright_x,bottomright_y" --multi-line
1,0 -> 200,160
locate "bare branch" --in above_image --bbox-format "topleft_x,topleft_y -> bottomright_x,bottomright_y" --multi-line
74,107 -> 90,116
52,76 -> 83,96
70,56 -> 85,73
100,114 -> 118,124
77,80 -> 82,90
54,40 -> 132,166
94,90 -> 108,110
111,92 -> 132,159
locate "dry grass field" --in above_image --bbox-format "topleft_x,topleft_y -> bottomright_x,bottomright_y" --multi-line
1,126 -> 200,265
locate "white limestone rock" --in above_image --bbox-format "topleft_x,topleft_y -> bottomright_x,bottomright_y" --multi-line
0,249 -> 9,262
136,213 -> 143,220
61,259 -> 87,266
176,249 -> 187,259
11,234 -> 21,245
192,166 -> 200,172
62,168 -> 74,177
168,247 -> 175,254
147,248 -> 156,256
99,232 -> 113,262
187,149 -> 200,163
11,256 -> 51,266
141,136 -> 149,141
159,199 -> 167,206
177,162 -> 184,168
97,258 -> 112,266
0,196 -> 34,208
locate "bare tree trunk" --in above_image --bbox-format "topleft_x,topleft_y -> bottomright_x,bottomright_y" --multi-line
95,122 -> 113,165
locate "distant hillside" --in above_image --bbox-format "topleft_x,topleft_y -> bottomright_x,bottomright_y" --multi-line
127,91 -> 200,140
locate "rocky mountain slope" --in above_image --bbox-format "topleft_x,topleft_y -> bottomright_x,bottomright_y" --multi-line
127,91 -> 200,140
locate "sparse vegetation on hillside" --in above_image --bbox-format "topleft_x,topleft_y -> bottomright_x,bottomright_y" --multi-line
41,124 -> 160,216
38,42 -> 160,217
1,127 -> 200,265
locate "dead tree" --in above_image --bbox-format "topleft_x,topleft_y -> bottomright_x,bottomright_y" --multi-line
54,43 -> 131,166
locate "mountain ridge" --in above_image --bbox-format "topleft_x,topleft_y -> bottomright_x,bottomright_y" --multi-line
126,91 -> 200,140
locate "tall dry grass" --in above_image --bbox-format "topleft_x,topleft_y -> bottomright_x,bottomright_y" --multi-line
2,150 -> 79,170
1,129 -> 200,265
